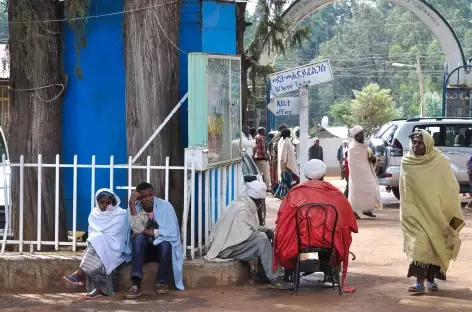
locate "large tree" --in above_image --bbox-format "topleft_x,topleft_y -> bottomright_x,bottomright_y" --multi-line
8,0 -> 66,244
123,0 -> 184,220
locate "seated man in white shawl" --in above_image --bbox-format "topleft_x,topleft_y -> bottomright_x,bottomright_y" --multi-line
206,180 -> 294,290
63,189 -> 129,299
348,125 -> 382,218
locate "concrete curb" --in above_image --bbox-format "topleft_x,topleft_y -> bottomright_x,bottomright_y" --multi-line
0,254 -> 251,292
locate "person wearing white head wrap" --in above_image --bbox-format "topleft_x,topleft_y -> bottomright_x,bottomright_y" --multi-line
245,180 -> 267,199
348,125 -> 382,218
304,159 -> 327,180
206,180 -> 294,290
351,125 -> 363,137
63,188 -> 128,298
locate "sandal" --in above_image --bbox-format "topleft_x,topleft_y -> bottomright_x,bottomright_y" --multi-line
427,281 -> 439,291
62,274 -> 84,286
408,282 -> 425,293
85,288 -> 104,300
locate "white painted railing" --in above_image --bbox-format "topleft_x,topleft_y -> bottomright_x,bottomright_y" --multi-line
181,161 -> 242,260
0,154 -> 191,254
0,153 -> 242,260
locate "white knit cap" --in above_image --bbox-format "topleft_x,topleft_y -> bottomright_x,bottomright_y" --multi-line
245,180 -> 267,199
304,159 -> 327,180
351,125 -> 363,137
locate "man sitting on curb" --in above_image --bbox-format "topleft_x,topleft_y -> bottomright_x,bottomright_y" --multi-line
205,180 -> 294,290
125,182 -> 184,299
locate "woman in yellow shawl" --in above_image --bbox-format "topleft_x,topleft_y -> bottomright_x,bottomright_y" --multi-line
400,129 -> 465,293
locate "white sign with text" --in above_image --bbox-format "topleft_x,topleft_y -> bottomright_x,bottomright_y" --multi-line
267,97 -> 301,115
269,60 -> 333,95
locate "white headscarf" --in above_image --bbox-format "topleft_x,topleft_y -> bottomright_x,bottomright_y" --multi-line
304,159 -> 327,180
351,125 -> 363,137
95,188 -> 121,214
245,180 -> 267,199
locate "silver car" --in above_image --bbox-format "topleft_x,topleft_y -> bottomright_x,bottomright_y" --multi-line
370,117 -> 472,200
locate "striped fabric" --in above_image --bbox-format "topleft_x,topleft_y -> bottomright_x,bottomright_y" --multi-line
80,244 -> 115,296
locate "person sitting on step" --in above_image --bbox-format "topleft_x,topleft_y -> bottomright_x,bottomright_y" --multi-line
125,182 -> 184,299
63,189 -> 129,299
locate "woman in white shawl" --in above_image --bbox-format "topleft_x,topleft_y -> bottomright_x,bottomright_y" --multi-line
275,128 -> 299,199
63,189 -> 128,299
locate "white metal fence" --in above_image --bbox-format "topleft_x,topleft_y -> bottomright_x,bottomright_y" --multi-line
182,161 -> 242,259
0,154 -> 191,254
0,154 -> 241,260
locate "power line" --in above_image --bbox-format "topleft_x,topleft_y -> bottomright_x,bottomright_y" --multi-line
1,1 -> 178,24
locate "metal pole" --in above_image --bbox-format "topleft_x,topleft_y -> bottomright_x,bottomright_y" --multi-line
416,54 -> 425,117
299,87 -> 309,182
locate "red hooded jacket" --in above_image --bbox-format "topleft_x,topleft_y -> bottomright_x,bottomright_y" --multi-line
273,180 -> 358,288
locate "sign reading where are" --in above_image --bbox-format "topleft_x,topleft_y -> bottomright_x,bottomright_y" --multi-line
267,97 -> 301,115
269,60 -> 333,95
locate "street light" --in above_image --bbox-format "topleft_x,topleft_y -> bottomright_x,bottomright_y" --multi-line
392,55 -> 425,117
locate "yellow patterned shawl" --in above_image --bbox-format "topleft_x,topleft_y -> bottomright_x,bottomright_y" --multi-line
400,129 -> 465,273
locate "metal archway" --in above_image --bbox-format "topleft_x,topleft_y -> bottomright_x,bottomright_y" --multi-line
259,0 -> 471,85
442,65 -> 472,117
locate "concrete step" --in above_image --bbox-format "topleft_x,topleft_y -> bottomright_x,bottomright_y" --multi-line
0,253 -> 251,293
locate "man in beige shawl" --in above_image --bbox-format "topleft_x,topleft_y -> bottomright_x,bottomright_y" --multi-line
400,129 -> 465,293
205,180 -> 294,290
348,125 -> 382,218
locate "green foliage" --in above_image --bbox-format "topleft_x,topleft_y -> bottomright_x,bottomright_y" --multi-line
330,99 -> 352,126
349,83 -> 397,135
268,0 -> 472,126
424,91 -> 442,117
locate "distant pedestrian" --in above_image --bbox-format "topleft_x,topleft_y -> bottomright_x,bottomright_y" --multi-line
275,128 -> 299,199
254,127 -> 271,191
250,127 -> 257,139
400,129 -> 464,293
465,154 -> 472,210
308,137 -> 323,161
241,125 -> 255,157
348,125 -> 382,218
337,140 -> 349,179
270,125 -> 288,193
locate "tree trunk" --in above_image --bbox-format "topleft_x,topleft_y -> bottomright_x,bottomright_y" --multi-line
8,0 -> 66,244
236,2 -> 249,126
123,0 -> 183,222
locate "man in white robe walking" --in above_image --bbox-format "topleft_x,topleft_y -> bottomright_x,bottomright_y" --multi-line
348,125 -> 382,218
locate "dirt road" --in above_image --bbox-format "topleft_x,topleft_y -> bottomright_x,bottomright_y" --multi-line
2,182 -> 472,312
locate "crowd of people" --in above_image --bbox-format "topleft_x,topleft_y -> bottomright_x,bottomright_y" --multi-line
235,123 -> 465,293
62,123 -> 466,299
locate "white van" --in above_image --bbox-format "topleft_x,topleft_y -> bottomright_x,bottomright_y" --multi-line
370,117 -> 472,200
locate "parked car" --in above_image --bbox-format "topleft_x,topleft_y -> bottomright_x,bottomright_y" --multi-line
370,117 -> 472,200
241,150 -> 266,226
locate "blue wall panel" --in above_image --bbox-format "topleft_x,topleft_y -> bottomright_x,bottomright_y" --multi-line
62,1 -> 127,231
179,0 -> 203,152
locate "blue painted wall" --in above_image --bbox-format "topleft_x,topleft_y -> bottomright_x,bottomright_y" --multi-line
62,1 -> 127,231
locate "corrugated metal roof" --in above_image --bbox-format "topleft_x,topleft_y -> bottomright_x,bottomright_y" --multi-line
0,44 -> 9,80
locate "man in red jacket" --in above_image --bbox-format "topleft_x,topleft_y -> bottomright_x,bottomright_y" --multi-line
274,159 -> 358,292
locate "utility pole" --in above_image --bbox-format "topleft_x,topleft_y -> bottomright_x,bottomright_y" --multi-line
299,87 -> 309,182
417,53 -> 426,117
392,54 -> 426,117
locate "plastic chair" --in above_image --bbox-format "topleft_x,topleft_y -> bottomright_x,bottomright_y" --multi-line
293,203 -> 342,296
